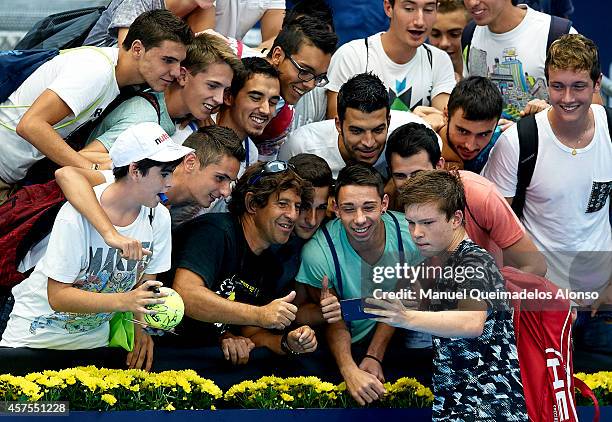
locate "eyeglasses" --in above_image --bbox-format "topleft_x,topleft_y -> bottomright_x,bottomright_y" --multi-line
282,49 -> 329,87
247,160 -> 295,186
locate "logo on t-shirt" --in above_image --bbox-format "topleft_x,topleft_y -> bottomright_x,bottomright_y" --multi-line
469,46 -> 548,121
389,78 -> 430,112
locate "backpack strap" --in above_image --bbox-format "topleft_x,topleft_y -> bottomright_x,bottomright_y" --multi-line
546,16 -> 572,52
604,106 -> 612,142
364,37 -> 369,73
573,376 -> 600,422
321,225 -> 343,298
513,114 -> 539,219
386,212 -> 405,266
135,91 -> 161,124
422,43 -> 433,69
461,19 -> 477,73
605,106 -> 612,227
321,224 -> 351,333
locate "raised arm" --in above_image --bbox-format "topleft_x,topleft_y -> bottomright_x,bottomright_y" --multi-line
173,268 -> 298,329
16,90 -> 94,169
54,166 -> 148,260
258,9 -> 285,50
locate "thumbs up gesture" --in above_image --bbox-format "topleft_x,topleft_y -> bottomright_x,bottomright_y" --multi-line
258,290 -> 298,329
320,275 -> 342,323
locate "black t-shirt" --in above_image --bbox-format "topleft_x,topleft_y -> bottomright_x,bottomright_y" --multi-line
267,234 -> 307,296
167,213 -> 282,344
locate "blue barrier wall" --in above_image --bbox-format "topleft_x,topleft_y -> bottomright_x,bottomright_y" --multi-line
565,0 -> 612,75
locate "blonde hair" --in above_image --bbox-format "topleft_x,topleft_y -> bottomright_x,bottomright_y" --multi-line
545,34 -> 601,84
182,33 -> 243,76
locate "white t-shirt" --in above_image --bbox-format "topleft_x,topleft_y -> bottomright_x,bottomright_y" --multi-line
464,5 -> 577,118
279,110 -> 433,178
1,183 -> 172,350
215,0 -> 285,40
326,32 -> 456,111
0,47 -> 119,183
290,86 -> 327,134
482,105 -> 612,295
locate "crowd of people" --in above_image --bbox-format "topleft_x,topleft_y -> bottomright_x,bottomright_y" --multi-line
0,0 -> 609,420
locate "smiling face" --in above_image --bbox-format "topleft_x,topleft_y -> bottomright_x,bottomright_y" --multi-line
227,73 -> 281,139
180,61 -> 234,120
137,40 -> 187,91
405,201 -> 460,257
547,68 -> 599,126
186,154 -> 241,207
463,0 -> 508,27
334,185 -> 389,246
446,108 -> 497,161
295,185 -> 330,240
337,107 -> 389,166
385,0 -> 438,49
272,43 -> 331,105
429,9 -> 468,72
253,188 -> 302,246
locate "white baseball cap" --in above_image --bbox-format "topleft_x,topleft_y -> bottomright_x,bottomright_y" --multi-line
110,122 -> 194,168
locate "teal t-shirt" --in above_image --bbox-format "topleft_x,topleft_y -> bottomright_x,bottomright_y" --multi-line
296,211 -> 422,342
86,91 -> 175,151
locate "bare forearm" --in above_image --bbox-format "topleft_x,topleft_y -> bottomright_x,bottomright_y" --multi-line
366,323 -> 395,360
55,167 -> 116,241
174,269 -> 262,326
400,310 -> 485,338
502,235 -> 547,277
242,326 -> 282,354
296,303 -> 325,326
17,119 -> 92,169
48,279 -> 126,313
325,321 -> 356,373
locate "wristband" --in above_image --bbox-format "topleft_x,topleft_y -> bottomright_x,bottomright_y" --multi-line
363,354 -> 383,365
280,331 -> 299,355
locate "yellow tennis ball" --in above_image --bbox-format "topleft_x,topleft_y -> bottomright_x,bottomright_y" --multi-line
143,287 -> 184,330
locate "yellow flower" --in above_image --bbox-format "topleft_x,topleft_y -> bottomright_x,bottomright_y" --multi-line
210,405 -> 216,410
101,394 -> 117,406
165,403 -> 176,411
280,393 -> 294,402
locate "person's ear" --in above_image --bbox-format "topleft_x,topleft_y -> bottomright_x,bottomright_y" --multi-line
245,192 -> 257,214
383,0 -> 393,19
594,73 -> 603,94
131,40 -> 144,58
223,88 -> 233,107
332,198 -> 339,216
184,152 -> 198,172
452,209 -> 464,228
436,157 -> 445,169
270,46 -> 284,67
178,67 -> 189,87
129,162 -> 140,180
381,193 -> 390,213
